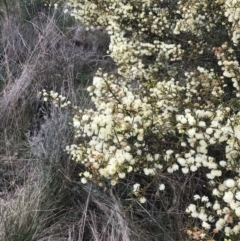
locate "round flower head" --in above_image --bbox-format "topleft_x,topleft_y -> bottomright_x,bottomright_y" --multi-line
139,196 -> 146,204
224,179 -> 235,188
159,184 -> 165,191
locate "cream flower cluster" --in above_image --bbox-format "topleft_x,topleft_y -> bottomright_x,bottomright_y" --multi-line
60,0 -> 240,240
38,90 -> 71,107
214,42 -> 240,98
176,0 -> 240,46
173,1 -> 218,36
65,0 -> 184,81
222,0 -> 240,45
64,70 -> 181,184
187,177 -> 240,239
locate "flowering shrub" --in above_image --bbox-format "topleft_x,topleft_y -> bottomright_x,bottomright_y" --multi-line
42,0 -> 240,240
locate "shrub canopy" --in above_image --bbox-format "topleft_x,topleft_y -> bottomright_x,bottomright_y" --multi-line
50,0 -> 240,239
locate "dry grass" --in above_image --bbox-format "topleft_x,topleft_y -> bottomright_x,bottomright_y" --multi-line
0,108 -> 139,241
0,7 -> 112,129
